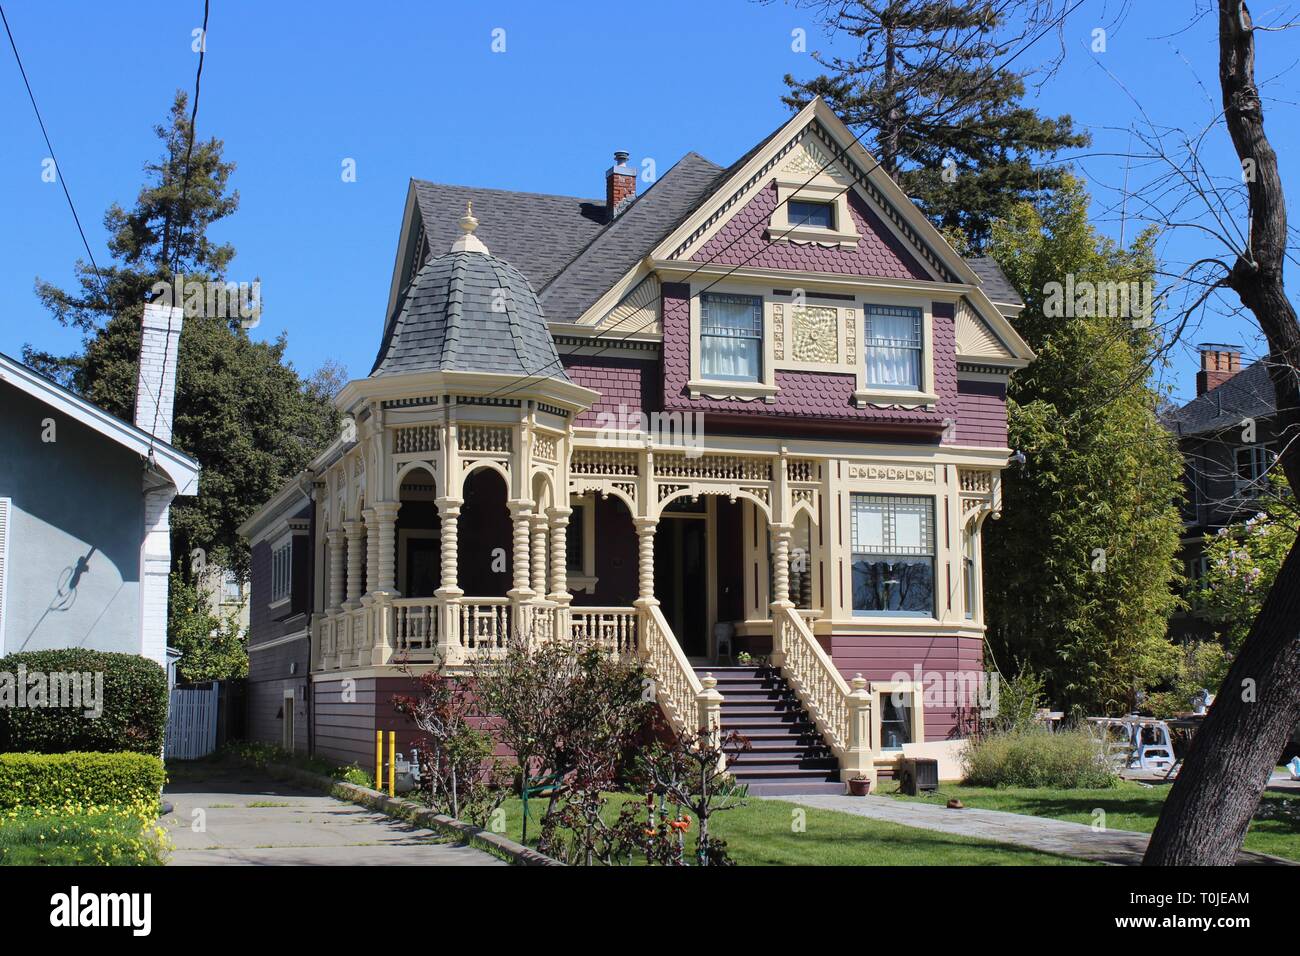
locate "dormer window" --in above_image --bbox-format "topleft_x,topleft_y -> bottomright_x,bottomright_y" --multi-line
788,199 -> 834,230
865,304 -> 923,390
700,293 -> 763,382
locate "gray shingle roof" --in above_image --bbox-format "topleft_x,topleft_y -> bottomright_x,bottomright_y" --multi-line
967,257 -> 1023,306
371,250 -> 568,381
411,182 -> 606,290
538,152 -> 725,321
1166,360 -> 1277,436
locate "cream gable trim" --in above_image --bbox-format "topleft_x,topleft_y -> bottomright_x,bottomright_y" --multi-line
955,299 -> 1014,360
598,274 -> 661,335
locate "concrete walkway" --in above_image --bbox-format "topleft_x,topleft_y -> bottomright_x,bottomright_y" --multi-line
161,767 -> 505,866
774,793 -> 1295,866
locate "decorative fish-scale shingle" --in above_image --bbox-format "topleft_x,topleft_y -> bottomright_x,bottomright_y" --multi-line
371,250 -> 569,381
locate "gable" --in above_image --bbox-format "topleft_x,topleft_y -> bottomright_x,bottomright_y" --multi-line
955,299 -> 1016,361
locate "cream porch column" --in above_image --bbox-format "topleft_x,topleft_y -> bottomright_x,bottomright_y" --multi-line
342,519 -> 365,607
507,500 -> 535,600
530,513 -> 549,597
362,508 -> 380,596
769,522 -> 794,608
434,496 -> 464,663
769,521 -> 794,666
373,501 -> 401,594
368,501 -> 401,666
546,506 -> 572,605
326,529 -> 346,610
633,517 -> 658,607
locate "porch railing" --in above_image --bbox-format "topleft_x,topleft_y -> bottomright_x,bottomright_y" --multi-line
392,597 -> 440,660
457,598 -> 512,656
570,607 -> 639,657
639,603 -> 709,737
771,603 -> 874,782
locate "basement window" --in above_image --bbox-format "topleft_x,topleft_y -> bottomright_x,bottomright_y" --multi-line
880,691 -> 914,750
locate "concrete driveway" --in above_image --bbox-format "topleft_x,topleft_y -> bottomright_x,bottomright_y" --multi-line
162,766 -> 505,866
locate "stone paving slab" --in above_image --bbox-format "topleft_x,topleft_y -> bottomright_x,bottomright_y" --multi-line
162,769 -> 505,867
773,794 -> 1295,866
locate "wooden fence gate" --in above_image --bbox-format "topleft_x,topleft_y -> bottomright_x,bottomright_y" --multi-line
165,683 -> 220,759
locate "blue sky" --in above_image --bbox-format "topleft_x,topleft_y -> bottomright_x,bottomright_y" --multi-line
2,0 -> 1296,404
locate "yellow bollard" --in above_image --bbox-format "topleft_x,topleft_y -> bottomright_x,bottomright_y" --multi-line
388,731 -> 396,796
375,730 -> 382,791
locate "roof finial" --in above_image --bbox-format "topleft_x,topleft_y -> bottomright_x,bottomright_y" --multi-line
451,200 -> 489,254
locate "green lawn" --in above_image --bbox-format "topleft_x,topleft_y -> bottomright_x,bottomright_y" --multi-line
885,781 -> 1300,862
0,804 -> 169,866
492,792 -> 1091,866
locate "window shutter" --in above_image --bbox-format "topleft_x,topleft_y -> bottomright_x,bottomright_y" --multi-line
0,498 -> 10,649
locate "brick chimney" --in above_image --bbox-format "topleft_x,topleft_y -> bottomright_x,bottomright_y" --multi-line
1196,343 -> 1242,396
606,150 -> 636,221
135,301 -> 184,443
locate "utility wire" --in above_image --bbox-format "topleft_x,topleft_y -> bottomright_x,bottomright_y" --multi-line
1,3 -> 108,300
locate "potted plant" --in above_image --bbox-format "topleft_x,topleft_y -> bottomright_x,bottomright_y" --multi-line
848,775 -> 871,796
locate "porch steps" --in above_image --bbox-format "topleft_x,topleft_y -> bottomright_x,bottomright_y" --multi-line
699,666 -> 844,797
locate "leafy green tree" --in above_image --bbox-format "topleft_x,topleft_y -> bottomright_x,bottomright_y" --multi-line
1193,475 -> 1297,658
983,176 -> 1184,713
781,0 -> 1086,249
167,574 -> 247,683
23,91 -> 339,581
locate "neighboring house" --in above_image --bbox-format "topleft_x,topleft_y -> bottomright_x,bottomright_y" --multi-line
241,99 -> 1033,791
1166,344 -> 1281,643
0,304 -> 199,666
200,564 -> 251,633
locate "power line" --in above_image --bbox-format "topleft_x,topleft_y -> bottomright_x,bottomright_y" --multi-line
1,3 -> 108,300
147,0 -> 209,457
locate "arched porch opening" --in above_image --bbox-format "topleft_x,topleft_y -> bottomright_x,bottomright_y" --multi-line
459,466 -> 511,598
396,468 -> 439,598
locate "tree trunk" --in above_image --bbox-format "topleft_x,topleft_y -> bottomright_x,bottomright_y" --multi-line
1144,0 -> 1300,864
1145,538 -> 1300,864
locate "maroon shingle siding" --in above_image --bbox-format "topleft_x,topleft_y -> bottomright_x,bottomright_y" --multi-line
562,354 -> 659,427
690,182 -> 930,279
829,633 -> 985,741
956,379 -> 1009,447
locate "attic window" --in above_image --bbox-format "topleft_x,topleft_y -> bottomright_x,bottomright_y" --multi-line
788,199 -> 834,230
768,180 -> 859,247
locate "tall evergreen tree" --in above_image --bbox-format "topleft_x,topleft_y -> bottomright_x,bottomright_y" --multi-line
782,0 -> 1086,249
24,91 -> 339,581
983,177 -> 1184,713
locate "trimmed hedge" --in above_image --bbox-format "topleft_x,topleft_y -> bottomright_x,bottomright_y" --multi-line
0,649 -> 168,754
0,752 -> 166,810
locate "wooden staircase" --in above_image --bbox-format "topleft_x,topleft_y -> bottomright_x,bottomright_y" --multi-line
700,666 -> 845,796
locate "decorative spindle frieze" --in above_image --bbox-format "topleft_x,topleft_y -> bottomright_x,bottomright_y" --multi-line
572,450 -> 639,476
394,425 -> 439,454
655,454 -> 771,482
460,425 -> 512,453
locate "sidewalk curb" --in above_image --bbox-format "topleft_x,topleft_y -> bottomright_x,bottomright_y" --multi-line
257,761 -> 561,866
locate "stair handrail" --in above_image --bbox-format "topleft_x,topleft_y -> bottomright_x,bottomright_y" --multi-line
771,604 -> 874,781
637,603 -> 721,740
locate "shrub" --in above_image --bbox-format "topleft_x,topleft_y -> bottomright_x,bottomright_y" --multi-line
0,752 -> 166,810
0,649 -> 168,754
962,727 -> 1117,789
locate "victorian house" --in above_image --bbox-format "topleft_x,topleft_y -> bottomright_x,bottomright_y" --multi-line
1166,345 -> 1282,644
240,99 -> 1033,793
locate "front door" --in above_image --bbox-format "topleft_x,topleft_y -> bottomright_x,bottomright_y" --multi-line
654,510 -> 708,659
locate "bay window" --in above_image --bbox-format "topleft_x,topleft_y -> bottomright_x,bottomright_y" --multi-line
865,304 -> 923,391
850,494 -> 935,615
700,293 -> 762,382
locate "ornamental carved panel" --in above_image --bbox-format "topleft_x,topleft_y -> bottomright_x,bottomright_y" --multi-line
791,306 -> 839,363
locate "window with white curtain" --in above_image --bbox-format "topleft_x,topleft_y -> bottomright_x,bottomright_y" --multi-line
701,293 -> 763,382
864,304 -> 922,390
850,494 -> 935,615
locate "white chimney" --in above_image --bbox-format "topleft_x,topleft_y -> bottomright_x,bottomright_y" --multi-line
135,302 -> 184,444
